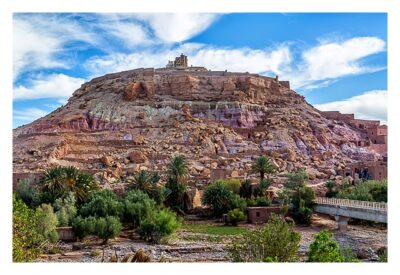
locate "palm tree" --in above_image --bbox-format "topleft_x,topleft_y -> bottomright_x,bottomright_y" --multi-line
251,156 -> 276,181
167,155 -> 189,184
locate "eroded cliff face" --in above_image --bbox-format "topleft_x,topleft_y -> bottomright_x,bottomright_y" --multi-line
13,68 -> 380,186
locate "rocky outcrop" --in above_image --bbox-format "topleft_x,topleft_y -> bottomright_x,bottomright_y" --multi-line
13,67 -> 383,185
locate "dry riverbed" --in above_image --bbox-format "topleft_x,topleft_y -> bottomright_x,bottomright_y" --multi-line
37,214 -> 387,263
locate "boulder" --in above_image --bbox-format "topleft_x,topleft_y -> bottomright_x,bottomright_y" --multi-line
128,150 -> 147,163
101,155 -> 113,167
133,135 -> 145,145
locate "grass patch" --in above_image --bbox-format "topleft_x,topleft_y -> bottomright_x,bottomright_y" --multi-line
182,223 -> 249,235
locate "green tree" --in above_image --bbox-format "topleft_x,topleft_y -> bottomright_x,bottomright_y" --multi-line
94,216 -> 122,244
129,170 -> 165,204
202,181 -> 239,217
251,156 -> 276,180
123,190 -> 157,228
325,180 -> 338,198
229,214 -> 300,262
227,208 -> 246,226
15,179 -> 40,207
137,209 -> 181,243
40,166 -> 98,204
307,230 -> 344,262
35,204 -> 59,243
239,179 -> 253,199
165,155 -> 189,211
53,192 -> 77,226
13,195 -> 45,262
79,189 -> 124,219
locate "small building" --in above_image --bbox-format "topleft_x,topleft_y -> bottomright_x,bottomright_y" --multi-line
337,161 -> 387,181
247,206 -> 281,224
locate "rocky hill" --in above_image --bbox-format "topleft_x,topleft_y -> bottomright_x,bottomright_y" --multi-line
13,66 -> 382,188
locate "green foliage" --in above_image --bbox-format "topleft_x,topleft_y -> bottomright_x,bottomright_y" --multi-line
378,247 -> 388,262
35,204 -> 59,243
137,209 -> 181,243
337,180 -> 387,202
72,216 -> 97,240
283,170 -> 315,225
214,179 -> 241,194
251,156 -> 276,180
13,195 -> 45,262
307,230 -> 344,262
183,223 -> 249,235
123,190 -> 157,228
53,192 -> 77,226
253,178 -> 272,197
255,196 -> 271,207
239,179 -> 253,199
340,246 -> 361,262
325,180 -> 338,198
229,214 -> 300,262
15,179 -> 41,207
227,208 -> 246,226
94,216 -> 122,244
79,189 -> 124,219
72,215 -> 121,244
202,181 -> 239,217
130,170 -> 165,204
40,166 -> 99,204
165,155 -> 189,211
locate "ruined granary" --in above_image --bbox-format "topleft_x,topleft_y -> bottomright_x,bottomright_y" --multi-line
13,55 -> 387,190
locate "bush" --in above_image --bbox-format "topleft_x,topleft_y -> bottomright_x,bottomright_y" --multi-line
227,209 -> 246,226
337,180 -> 387,202
53,192 -> 77,227
239,179 -> 253,199
72,215 -> 122,244
325,180 -> 338,198
15,179 -> 41,207
214,179 -> 241,194
72,216 -> 97,240
123,190 -> 157,228
340,246 -> 361,262
35,204 -> 59,243
79,189 -> 124,219
253,179 -> 272,197
229,214 -> 300,262
255,196 -> 271,207
94,216 -> 122,244
307,230 -> 344,262
202,181 -> 238,217
13,195 -> 45,262
137,209 -> 181,243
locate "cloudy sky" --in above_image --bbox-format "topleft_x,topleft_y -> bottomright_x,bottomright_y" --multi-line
13,13 -> 387,127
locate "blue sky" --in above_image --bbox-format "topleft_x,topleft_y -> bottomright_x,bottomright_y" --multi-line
13,13 -> 387,128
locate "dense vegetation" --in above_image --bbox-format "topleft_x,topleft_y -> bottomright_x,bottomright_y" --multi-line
327,179 -> 388,202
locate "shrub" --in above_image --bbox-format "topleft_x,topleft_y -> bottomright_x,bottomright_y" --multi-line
255,196 -> 271,207
227,209 -> 246,226
79,189 -> 124,219
337,180 -> 387,202
253,179 -> 272,197
229,214 -> 300,262
53,192 -> 77,226
240,179 -> 253,199
15,179 -> 41,207
137,209 -> 181,243
94,216 -> 122,244
129,170 -> 165,204
307,230 -> 344,262
13,195 -> 45,262
325,180 -> 338,198
214,179 -> 241,194
340,246 -> 361,262
202,181 -> 238,217
123,190 -> 157,228
35,204 -> 59,243
72,216 -> 97,241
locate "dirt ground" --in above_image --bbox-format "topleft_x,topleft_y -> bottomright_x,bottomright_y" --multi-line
37,214 -> 387,263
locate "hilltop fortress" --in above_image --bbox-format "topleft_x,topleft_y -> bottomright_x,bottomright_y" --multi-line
13,54 -> 387,193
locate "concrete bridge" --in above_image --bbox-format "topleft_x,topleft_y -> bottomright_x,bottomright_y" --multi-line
313,197 -> 387,231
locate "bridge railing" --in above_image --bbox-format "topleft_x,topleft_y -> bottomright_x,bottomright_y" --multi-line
314,197 -> 387,211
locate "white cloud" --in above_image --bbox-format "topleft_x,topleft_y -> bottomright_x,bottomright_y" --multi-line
288,37 -> 386,89
136,13 -> 220,43
314,90 -> 387,125
84,43 -> 292,77
13,14 -> 98,78
14,74 -> 85,100
13,108 -> 49,122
